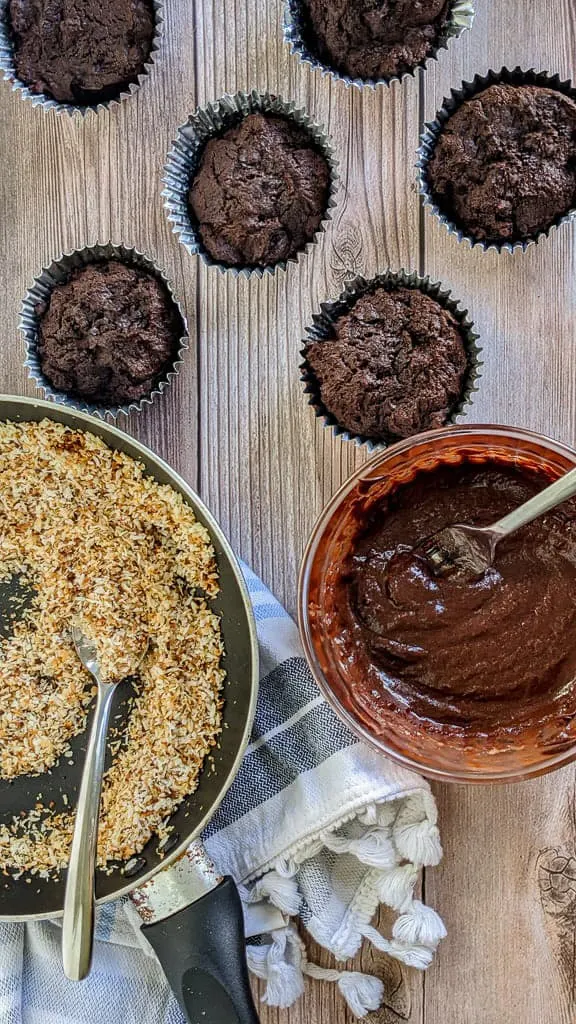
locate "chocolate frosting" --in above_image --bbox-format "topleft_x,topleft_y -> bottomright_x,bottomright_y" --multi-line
333,462 -> 576,737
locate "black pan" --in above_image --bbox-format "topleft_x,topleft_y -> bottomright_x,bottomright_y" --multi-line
0,395 -> 260,1023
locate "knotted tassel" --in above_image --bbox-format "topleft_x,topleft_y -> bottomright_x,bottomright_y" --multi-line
376,863 -> 419,912
393,797 -> 442,865
250,870 -> 301,916
295,930 -> 385,1018
324,827 -> 397,870
361,924 -> 435,969
392,900 -> 447,947
246,928 -> 305,1008
337,972 -> 385,1017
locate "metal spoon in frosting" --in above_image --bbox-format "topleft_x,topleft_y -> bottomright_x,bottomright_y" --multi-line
419,464 -> 576,579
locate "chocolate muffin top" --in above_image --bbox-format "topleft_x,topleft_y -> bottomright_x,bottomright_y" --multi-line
189,112 -> 331,268
304,286 -> 468,442
8,0 -> 155,104
427,84 -> 576,244
300,0 -> 450,80
36,261 -> 182,406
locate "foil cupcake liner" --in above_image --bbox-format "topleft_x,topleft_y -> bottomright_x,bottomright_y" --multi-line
162,89 -> 339,278
0,0 -> 162,115
20,242 -> 188,420
417,67 -> 576,253
284,0 -> 474,89
301,269 -> 482,453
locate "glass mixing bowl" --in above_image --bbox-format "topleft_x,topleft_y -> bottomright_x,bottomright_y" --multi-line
299,425 -> 576,783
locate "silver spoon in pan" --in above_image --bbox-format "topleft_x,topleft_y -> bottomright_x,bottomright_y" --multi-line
62,625 -> 148,981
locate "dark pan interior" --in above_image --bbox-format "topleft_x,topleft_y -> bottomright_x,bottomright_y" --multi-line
0,398 -> 257,919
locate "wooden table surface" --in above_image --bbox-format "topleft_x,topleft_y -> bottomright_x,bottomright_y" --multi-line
0,0 -> 575,1021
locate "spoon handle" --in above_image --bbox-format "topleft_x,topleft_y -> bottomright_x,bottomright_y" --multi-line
492,464 -> 576,539
62,680 -> 117,980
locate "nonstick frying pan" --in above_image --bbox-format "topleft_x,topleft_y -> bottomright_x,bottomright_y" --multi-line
0,395 -> 260,1024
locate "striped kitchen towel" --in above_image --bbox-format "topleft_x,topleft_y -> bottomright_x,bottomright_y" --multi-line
0,565 -> 444,1023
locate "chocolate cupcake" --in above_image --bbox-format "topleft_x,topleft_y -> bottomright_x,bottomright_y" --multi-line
163,91 -> 339,277
302,271 -> 480,450
0,0 -> 161,112
21,244 -> 188,419
189,112 -> 330,269
285,0 -> 474,87
418,69 -> 576,251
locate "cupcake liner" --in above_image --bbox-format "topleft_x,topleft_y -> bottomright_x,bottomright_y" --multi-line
162,89 -> 339,278
417,67 -> 576,253
301,269 -> 482,453
284,0 -> 474,89
20,242 -> 188,420
0,0 -> 162,115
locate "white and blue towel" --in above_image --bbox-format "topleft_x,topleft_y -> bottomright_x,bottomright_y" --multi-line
0,565 -> 445,1022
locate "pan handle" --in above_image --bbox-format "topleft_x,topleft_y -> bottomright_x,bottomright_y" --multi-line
141,876 -> 260,1024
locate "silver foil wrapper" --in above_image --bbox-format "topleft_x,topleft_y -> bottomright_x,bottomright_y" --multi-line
0,0 -> 162,115
301,268 -> 482,452
162,89 -> 339,277
21,242 -> 188,420
417,66 -> 576,253
284,0 -> 475,89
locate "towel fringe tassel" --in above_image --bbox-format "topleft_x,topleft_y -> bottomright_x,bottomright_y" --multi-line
244,793 -> 445,1018
323,826 -> 397,870
249,871 -> 301,916
247,925 -> 384,1018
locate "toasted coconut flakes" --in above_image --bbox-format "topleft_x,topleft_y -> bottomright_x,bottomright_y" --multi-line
0,420 -> 224,876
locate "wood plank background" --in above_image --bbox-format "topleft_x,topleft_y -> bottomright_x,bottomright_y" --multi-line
0,0 -> 575,1020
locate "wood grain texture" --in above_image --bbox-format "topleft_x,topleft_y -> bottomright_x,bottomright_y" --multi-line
423,3 -> 576,1024
0,0 -> 574,1021
193,3 -> 422,1020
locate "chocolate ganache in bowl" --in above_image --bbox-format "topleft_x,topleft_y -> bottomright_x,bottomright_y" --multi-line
299,425 -> 576,782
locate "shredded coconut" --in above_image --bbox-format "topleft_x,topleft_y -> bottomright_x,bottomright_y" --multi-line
0,419 -> 224,874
